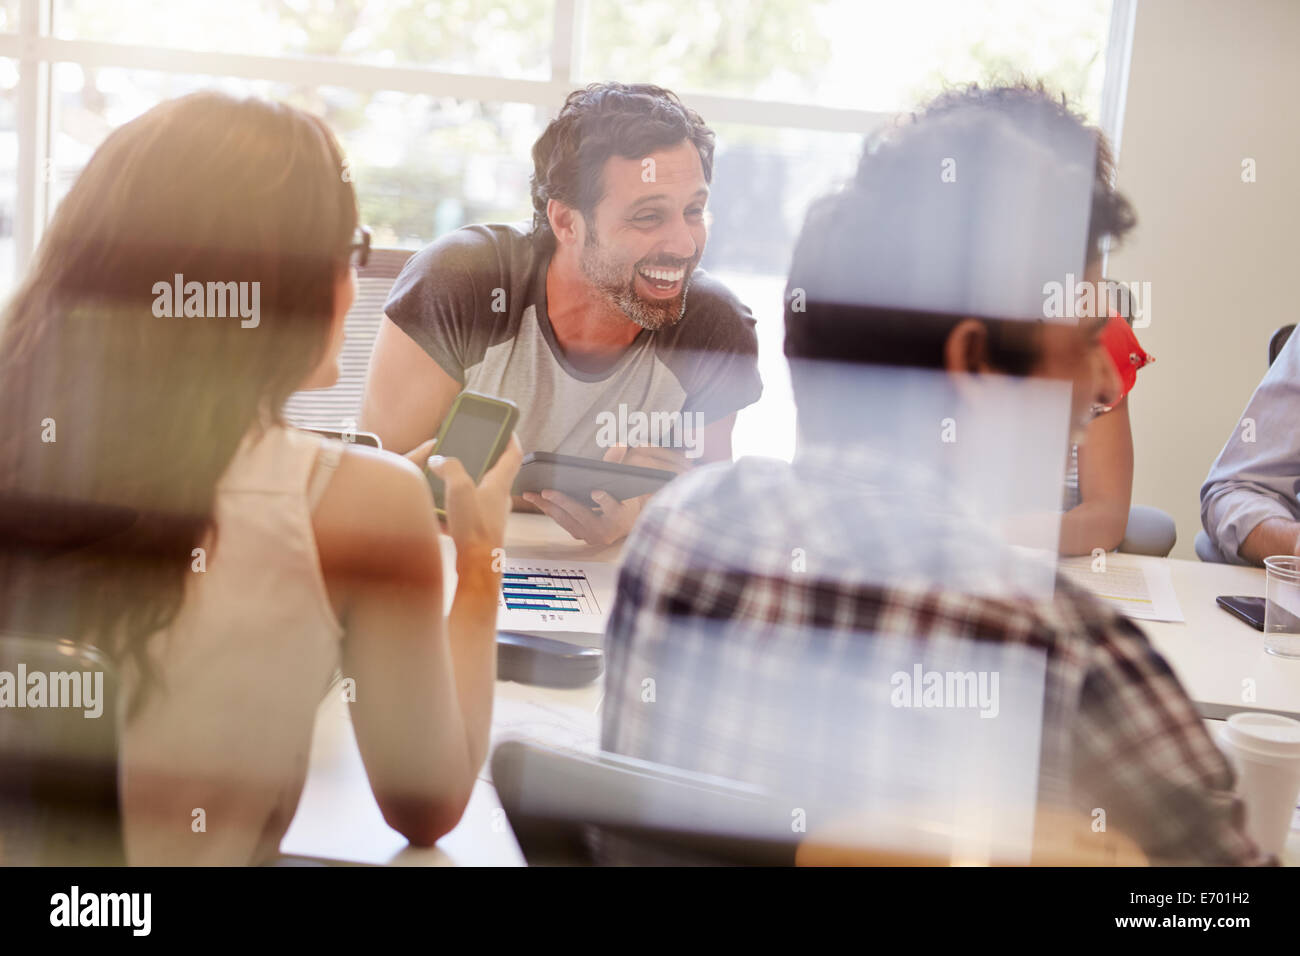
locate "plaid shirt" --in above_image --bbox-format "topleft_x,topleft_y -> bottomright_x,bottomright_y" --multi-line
601,448 -> 1260,865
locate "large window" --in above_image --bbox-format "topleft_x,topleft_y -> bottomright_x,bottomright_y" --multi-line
583,0 -> 1114,115
57,0 -> 554,78
0,56 -> 15,295
49,64 -> 542,249
1,0 -> 1133,459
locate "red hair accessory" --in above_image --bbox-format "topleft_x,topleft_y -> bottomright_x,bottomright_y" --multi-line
1099,311 -> 1152,400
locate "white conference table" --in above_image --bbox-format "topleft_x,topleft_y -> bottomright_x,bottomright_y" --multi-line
280,525 -> 1300,866
281,513 -> 608,866
1136,557 -> 1300,721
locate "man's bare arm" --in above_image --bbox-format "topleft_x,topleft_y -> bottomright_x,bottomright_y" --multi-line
361,316 -> 462,454
1238,517 -> 1300,566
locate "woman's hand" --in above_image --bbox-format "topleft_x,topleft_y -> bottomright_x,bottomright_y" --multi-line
402,438 -> 438,471
425,435 -> 523,568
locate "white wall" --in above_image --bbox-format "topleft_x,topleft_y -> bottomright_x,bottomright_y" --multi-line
1109,0 -> 1300,559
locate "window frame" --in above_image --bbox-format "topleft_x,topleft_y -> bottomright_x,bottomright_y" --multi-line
0,0 -> 1136,279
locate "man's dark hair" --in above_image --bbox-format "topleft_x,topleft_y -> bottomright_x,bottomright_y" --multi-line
784,80 -> 1138,376
919,81 -> 1135,264
529,82 -> 715,245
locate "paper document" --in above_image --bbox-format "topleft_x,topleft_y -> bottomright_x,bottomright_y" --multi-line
1057,554 -> 1185,623
483,690 -> 601,784
498,559 -> 616,634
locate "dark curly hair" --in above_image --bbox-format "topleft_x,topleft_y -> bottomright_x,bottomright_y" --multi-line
529,82 -> 715,245
895,80 -> 1136,263
785,80 -> 1137,377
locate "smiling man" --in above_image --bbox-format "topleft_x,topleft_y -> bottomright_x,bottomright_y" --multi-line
362,83 -> 762,545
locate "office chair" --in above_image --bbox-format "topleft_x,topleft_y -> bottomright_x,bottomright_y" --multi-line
299,427 -> 382,448
492,741 -> 1146,866
1119,505 -> 1177,557
491,740 -> 799,866
0,633 -> 125,865
1269,324 -> 1295,367
282,248 -> 414,433
1193,530 -> 1227,563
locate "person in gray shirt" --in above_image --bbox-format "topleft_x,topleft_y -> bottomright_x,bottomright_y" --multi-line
362,83 -> 762,546
1201,331 -> 1300,565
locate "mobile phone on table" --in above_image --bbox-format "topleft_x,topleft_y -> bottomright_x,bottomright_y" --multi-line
1216,595 -> 1266,632
425,390 -> 518,515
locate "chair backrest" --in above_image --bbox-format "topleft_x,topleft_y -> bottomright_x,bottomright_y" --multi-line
1269,324 -> 1295,366
1118,504 -> 1177,557
282,248 -> 414,432
491,740 -> 798,865
0,632 -> 124,864
300,427 -> 382,449
492,741 -> 1148,866
1193,529 -> 1228,564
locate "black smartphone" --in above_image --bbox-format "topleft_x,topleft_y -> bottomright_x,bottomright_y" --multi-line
1216,595 -> 1266,631
425,390 -> 519,515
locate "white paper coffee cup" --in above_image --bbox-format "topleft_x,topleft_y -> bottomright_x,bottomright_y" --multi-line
1218,712 -> 1300,859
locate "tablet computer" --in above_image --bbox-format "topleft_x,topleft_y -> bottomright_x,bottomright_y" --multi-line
512,451 -> 676,502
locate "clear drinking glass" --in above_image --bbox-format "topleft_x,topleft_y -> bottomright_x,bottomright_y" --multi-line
1263,556 -> 1300,658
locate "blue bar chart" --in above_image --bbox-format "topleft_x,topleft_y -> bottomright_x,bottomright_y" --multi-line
498,561 -> 608,632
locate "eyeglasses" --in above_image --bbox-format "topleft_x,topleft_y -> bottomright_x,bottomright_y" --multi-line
349,226 -> 371,269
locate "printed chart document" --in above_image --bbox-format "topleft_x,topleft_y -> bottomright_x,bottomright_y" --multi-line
497,558 -> 616,634
1057,554 -> 1185,623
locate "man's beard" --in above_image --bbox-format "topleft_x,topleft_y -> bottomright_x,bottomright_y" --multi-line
579,233 -> 693,331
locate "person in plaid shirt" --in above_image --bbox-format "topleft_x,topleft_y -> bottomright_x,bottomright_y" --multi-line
600,83 -> 1260,865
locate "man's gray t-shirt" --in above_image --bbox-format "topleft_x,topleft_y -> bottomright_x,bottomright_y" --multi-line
384,223 -> 763,461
